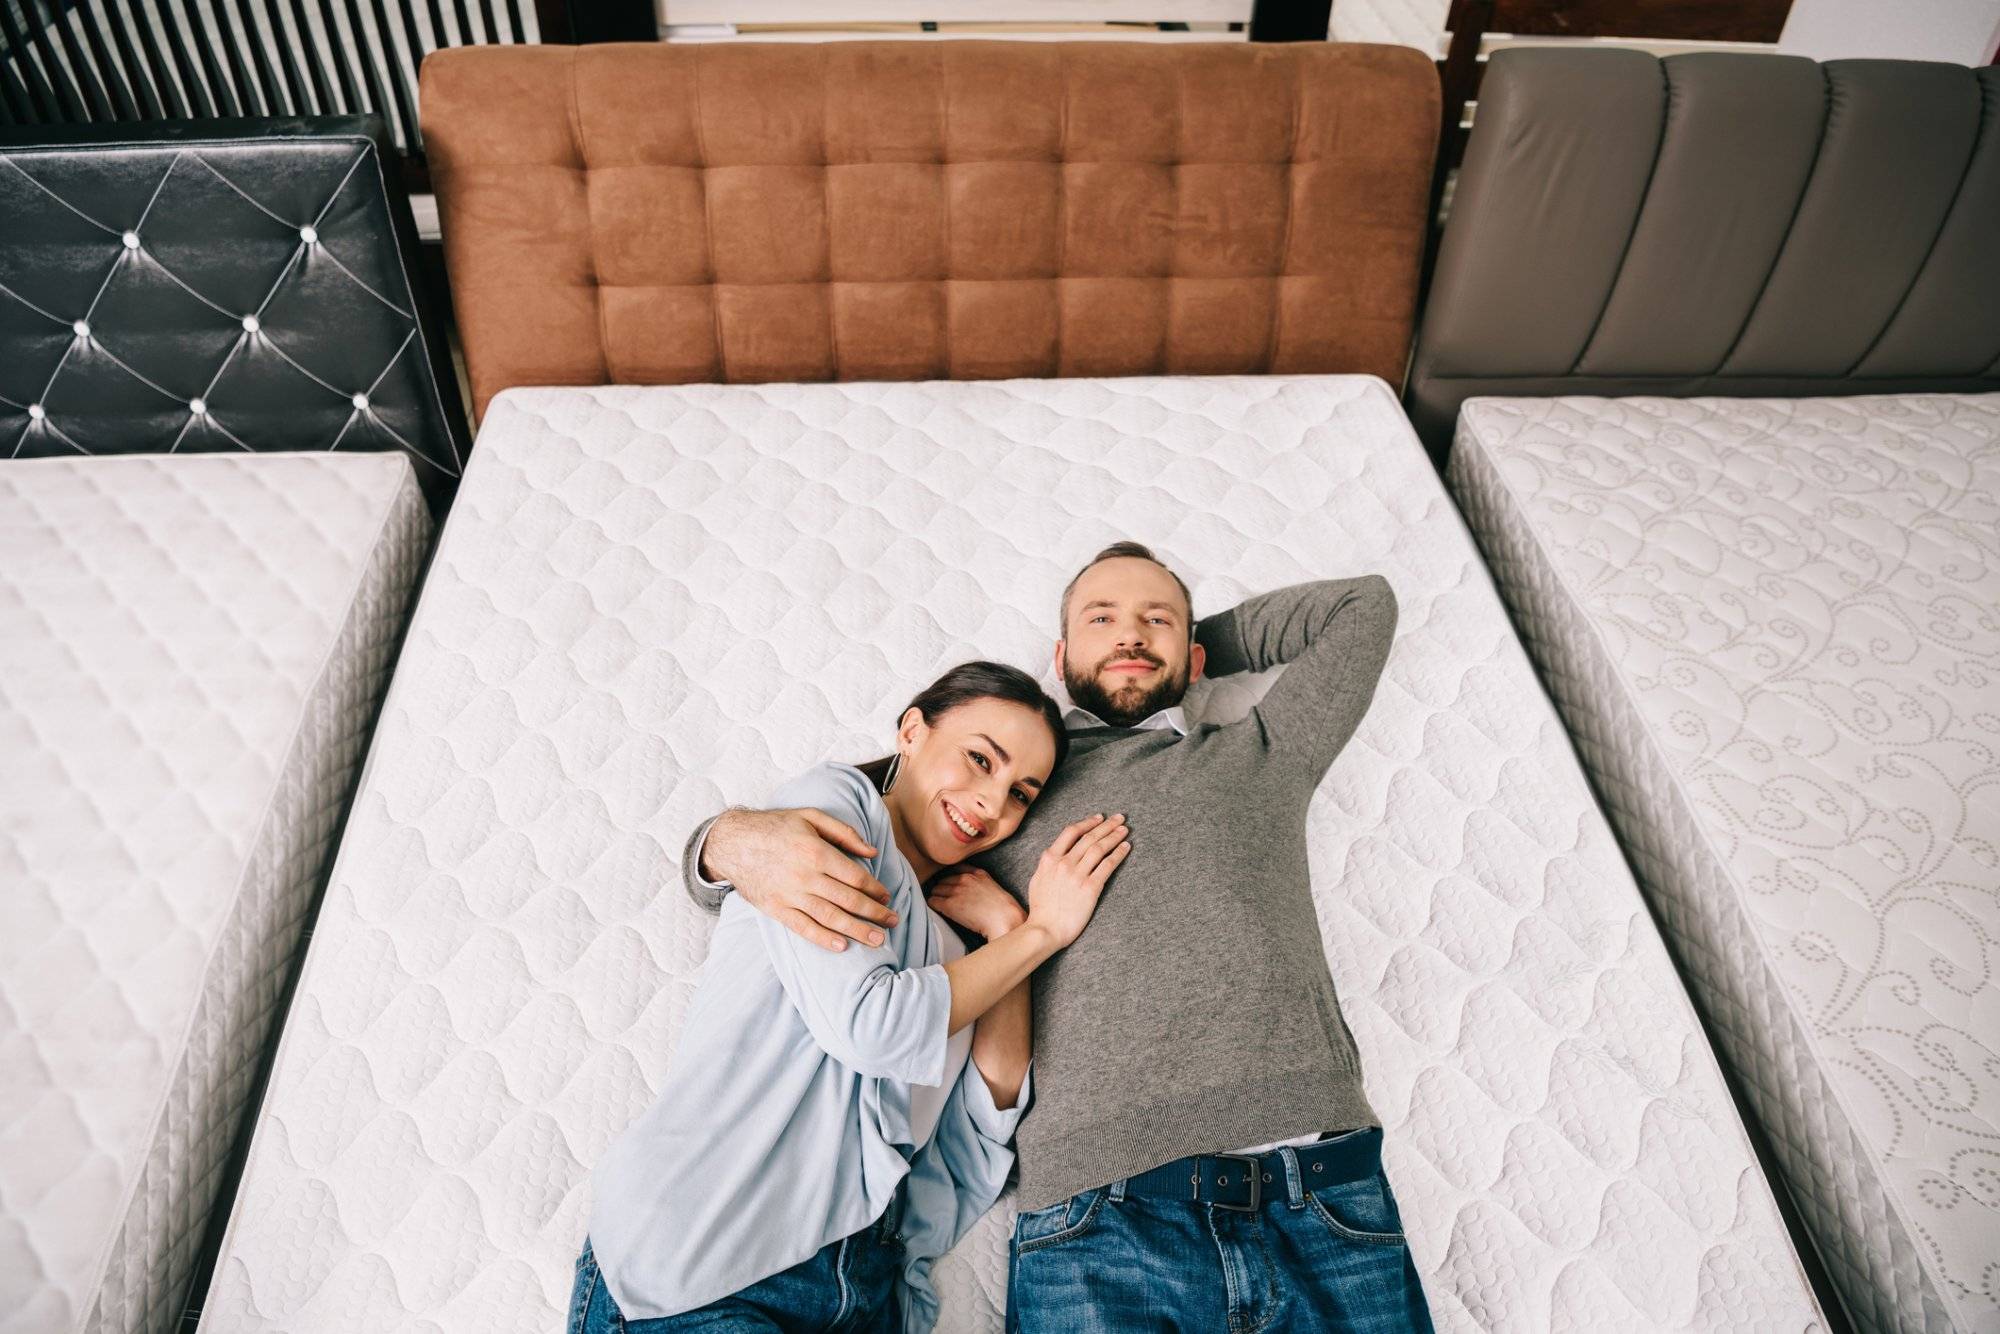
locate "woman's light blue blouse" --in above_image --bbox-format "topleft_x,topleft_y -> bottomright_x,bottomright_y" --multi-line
589,761 -> 1032,1331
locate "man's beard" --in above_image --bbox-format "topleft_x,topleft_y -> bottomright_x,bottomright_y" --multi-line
1065,652 -> 1191,728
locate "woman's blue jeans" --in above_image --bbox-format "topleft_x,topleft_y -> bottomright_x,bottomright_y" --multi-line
568,1214 -> 902,1332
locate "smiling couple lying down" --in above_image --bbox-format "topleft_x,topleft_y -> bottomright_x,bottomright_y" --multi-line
573,540 -> 1426,1334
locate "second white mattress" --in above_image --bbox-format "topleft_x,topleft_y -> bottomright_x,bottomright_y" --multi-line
1449,392 -> 1999,1334
1,452 -> 431,1334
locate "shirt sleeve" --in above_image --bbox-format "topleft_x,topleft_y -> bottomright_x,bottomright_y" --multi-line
681,812 -> 732,916
1194,575 -> 1399,785
961,1057 -> 1032,1146
753,764 -> 952,1086
894,1058 -> 1034,1329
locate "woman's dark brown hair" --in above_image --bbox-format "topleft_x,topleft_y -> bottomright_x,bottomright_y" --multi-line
856,661 -> 1069,794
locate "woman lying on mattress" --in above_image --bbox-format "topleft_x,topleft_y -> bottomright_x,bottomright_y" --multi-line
571,661 -> 1127,1332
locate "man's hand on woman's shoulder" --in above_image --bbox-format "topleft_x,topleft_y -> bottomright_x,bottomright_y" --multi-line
703,806 -> 900,952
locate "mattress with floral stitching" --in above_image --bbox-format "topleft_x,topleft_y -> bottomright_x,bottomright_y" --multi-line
1449,392 -> 2000,1334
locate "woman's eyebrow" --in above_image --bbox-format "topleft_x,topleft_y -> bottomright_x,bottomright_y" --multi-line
975,733 -> 1042,789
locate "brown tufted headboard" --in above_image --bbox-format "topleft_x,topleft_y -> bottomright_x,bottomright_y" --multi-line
419,41 -> 1439,420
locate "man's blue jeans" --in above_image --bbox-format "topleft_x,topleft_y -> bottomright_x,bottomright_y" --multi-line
1006,1129 -> 1435,1333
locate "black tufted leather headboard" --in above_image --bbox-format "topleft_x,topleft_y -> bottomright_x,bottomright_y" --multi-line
0,116 -> 467,506
1406,50 -> 2000,456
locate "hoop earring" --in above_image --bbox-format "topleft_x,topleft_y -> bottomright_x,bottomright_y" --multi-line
882,751 -> 903,795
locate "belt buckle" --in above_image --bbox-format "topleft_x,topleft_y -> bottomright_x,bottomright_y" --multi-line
1209,1154 -> 1261,1212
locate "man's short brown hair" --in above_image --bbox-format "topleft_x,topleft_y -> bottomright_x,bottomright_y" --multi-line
1058,541 -> 1196,641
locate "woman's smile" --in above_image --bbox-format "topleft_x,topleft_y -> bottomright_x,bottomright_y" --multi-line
941,797 -> 985,845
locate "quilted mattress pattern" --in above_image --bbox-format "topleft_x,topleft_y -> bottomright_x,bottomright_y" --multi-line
1448,394 -> 1999,1333
0,453 -> 431,1334
200,376 -> 1820,1331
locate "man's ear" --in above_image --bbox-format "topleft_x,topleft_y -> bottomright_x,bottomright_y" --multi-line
1052,639 -> 1066,678
1188,641 -> 1206,683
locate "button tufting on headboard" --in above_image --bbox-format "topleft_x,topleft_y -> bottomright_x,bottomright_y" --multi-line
0,117 -> 469,509
421,42 -> 1441,421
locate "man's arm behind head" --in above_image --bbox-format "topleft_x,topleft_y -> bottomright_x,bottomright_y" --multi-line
1198,574 -> 1399,782
679,805 -> 900,951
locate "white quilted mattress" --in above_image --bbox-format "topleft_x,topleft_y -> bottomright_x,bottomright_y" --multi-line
0,452 -> 431,1334
198,375 -> 1823,1332
1448,393 -> 2000,1334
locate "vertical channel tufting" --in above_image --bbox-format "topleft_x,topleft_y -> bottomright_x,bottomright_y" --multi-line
1565,57 -> 1669,375
1407,51 -> 2000,453
1723,61 -> 1980,377
1703,61 -> 1834,377
1577,55 -> 1827,377
1855,67 -> 2000,378
1840,67 -> 1986,375
1416,47 -> 1665,381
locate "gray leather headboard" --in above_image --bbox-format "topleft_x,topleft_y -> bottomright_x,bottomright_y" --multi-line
1406,50 -> 2000,455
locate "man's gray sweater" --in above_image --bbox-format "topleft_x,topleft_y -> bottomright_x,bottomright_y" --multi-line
683,576 -> 1399,1212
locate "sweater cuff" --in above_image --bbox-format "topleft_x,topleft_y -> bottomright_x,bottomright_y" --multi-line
1194,606 -> 1251,677
965,1060 -> 1032,1142
683,814 -> 732,915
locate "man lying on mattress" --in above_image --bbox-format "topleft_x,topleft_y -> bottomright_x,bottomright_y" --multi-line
598,541 -> 1429,1332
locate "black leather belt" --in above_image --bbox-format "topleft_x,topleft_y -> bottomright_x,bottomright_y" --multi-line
1118,1128 -> 1382,1212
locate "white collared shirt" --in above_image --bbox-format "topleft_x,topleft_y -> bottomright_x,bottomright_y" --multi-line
1061,702 -> 1189,735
